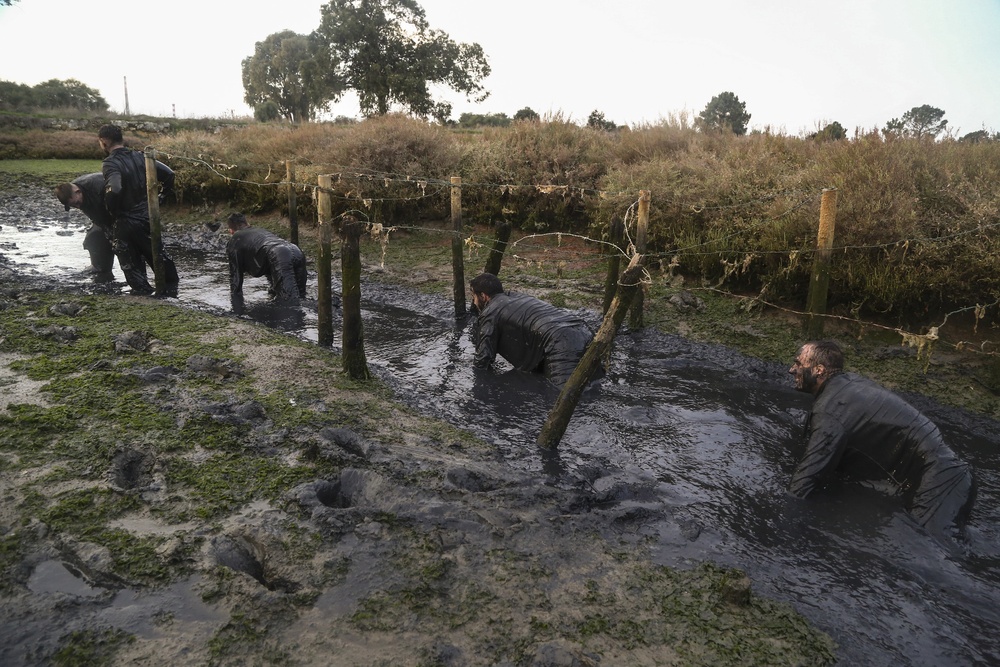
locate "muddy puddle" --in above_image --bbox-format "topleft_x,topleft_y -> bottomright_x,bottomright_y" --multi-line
2,211 -> 999,666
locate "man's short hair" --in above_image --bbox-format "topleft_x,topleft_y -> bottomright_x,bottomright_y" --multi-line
54,183 -> 74,211
227,212 -> 248,229
806,340 -> 844,370
98,124 -> 123,143
470,272 -> 503,297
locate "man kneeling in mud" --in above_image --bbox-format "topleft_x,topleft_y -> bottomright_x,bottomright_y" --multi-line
469,272 -> 595,387
788,339 -> 976,540
226,213 -> 307,310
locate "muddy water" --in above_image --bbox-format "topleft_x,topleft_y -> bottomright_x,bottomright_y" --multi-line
3,216 -> 999,666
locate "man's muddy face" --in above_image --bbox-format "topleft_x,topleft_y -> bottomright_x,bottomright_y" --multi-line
789,345 -> 820,394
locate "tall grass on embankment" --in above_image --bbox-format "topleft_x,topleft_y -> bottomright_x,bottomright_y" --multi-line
4,114 -> 999,328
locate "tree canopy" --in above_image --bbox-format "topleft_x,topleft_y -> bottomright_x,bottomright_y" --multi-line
311,0 -> 490,122
0,78 -> 108,112
513,107 -> 539,122
697,92 -> 750,135
587,110 -> 618,131
241,30 -> 342,123
884,105 -> 948,139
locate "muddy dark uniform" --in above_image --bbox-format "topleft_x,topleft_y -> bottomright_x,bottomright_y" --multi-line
70,172 -> 115,276
226,227 -> 307,303
101,147 -> 179,295
473,291 -> 594,386
790,372 -> 975,537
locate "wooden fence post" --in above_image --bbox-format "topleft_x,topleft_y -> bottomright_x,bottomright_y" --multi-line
286,160 -> 298,247
806,188 -> 838,338
144,147 -> 165,295
627,190 -> 650,329
451,176 -> 467,317
483,220 -> 512,277
317,174 -> 334,347
602,216 -> 625,315
341,215 -> 371,380
538,256 -> 645,449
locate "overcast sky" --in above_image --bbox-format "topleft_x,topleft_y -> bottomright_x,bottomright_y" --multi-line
2,0 -> 999,136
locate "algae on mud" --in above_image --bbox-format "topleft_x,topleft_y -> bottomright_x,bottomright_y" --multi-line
0,286 -> 837,666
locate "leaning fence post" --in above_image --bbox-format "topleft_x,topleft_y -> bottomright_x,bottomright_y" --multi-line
286,160 -> 298,247
144,147 -> 165,295
602,216 -> 625,315
317,174 -> 335,347
806,188 -> 838,338
538,256 -> 645,449
341,215 -> 371,380
451,176 -> 466,317
483,220 -> 512,277
627,190 -> 650,329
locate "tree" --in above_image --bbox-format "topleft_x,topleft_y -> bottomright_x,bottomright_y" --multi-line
241,30 -> 341,123
0,80 -> 35,110
458,112 -> 510,128
884,105 -> 948,139
586,110 -> 617,131
312,0 -> 490,121
254,100 -> 282,123
697,91 -> 750,135
30,79 -> 108,111
513,107 -> 539,122
812,121 -> 847,142
960,129 -> 998,143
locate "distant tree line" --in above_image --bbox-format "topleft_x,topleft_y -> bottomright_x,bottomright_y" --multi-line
0,79 -> 109,112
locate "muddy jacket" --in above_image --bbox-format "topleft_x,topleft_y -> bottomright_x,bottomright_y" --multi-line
72,172 -> 115,232
101,147 -> 175,221
226,227 -> 306,301
474,291 -> 594,385
790,372 -> 975,534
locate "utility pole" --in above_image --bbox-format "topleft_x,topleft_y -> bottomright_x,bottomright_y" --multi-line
123,76 -> 130,116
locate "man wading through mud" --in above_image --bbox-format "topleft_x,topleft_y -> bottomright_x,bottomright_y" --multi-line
54,173 -> 115,282
469,272 -> 595,387
98,124 -> 179,297
225,213 -> 307,311
788,339 -> 976,541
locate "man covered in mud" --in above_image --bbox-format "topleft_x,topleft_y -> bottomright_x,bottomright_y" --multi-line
788,339 -> 976,539
469,272 -> 594,386
54,173 -> 115,282
98,123 -> 179,297
225,213 -> 307,309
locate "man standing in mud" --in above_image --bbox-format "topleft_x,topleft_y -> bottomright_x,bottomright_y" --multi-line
98,123 -> 179,296
54,173 -> 115,282
788,339 -> 976,539
469,272 -> 595,387
225,213 -> 307,309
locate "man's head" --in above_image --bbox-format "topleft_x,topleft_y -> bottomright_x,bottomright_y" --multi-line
469,272 -> 503,311
790,340 -> 844,395
97,124 -> 124,154
227,213 -> 249,233
54,182 -> 83,211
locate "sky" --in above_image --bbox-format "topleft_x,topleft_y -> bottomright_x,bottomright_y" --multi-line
2,0 -> 999,137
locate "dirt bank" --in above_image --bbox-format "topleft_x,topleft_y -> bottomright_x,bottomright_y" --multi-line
0,183 -> 835,665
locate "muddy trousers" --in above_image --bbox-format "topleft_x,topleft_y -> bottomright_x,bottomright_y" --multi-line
267,245 -> 307,302
909,460 -> 976,538
113,216 -> 179,296
83,225 -> 114,275
541,326 -> 595,387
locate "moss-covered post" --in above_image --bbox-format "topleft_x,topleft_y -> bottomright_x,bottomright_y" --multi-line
538,256 -> 645,449
286,160 -> 298,247
602,216 -> 625,315
317,175 -> 334,348
483,220 -> 512,277
341,215 -> 371,380
627,190 -> 650,329
806,188 -> 838,338
144,147 -> 165,295
451,176 -> 467,317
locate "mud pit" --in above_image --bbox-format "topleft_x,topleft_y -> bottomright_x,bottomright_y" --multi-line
1,181 -> 999,666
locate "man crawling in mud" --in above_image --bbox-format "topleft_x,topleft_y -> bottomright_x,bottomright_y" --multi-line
225,213 -> 307,309
788,339 -> 976,540
469,272 -> 594,387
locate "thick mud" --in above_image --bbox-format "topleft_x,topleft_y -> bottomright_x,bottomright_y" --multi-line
2,182 -> 999,666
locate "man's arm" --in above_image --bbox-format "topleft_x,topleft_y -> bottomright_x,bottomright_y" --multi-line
101,158 -> 124,216
155,160 -> 175,198
473,310 -> 499,368
227,246 -> 244,298
788,412 -> 848,498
